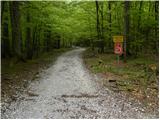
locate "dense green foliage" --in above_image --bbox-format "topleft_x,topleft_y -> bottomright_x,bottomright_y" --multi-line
1,1 -> 158,61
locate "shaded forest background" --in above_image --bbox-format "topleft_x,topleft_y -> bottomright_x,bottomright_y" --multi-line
1,1 -> 159,61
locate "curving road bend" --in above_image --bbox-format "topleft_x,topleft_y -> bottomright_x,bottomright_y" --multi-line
2,48 -> 158,119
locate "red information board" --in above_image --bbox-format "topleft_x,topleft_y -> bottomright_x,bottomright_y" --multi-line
113,36 -> 124,64
114,42 -> 123,55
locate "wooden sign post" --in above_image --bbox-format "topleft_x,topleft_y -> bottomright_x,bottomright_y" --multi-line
113,36 -> 124,65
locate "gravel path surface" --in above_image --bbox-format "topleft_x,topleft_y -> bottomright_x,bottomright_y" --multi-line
2,48 -> 158,119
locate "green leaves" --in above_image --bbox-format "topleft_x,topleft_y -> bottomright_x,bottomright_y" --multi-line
3,1 -> 158,58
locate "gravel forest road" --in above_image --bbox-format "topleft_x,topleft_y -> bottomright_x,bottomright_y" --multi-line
2,48 -> 158,119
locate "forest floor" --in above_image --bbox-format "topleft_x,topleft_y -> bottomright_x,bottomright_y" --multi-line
83,48 -> 159,115
1,48 -> 158,119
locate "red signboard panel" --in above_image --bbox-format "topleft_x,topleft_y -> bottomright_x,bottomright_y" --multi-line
114,42 -> 123,55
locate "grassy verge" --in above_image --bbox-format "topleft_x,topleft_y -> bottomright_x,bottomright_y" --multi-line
83,48 -> 158,108
1,48 -> 72,104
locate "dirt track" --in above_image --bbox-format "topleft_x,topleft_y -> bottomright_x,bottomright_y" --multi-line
1,48 -> 158,119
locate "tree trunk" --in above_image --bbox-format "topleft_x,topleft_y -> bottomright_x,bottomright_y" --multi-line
155,1 -> 158,55
108,1 -> 112,48
134,1 -> 143,56
124,1 -> 130,62
26,10 -> 32,59
95,0 -> 100,39
1,1 -> 5,22
32,25 -> 38,57
99,2 -> 104,53
9,1 -> 24,61
88,17 -> 94,51
137,1 -> 143,31
1,2 -> 11,58
144,2 -> 152,52
2,21 -> 11,58
96,1 -> 104,53
45,30 -> 51,51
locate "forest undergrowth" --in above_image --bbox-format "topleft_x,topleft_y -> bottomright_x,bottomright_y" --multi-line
83,48 -> 158,112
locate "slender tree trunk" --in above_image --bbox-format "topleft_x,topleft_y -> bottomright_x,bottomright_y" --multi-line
145,2 -> 152,52
26,10 -> 32,59
88,17 -> 94,51
35,26 -> 41,57
45,30 -> 51,52
137,1 -> 143,31
100,3 -> 104,38
2,2 -> 11,58
1,1 -> 5,22
96,1 -> 100,53
134,1 -> 143,56
95,0 -> 100,39
3,20 -> 10,58
155,1 -> 158,55
99,2 -> 104,53
35,29 -> 39,57
9,1 -> 24,61
32,25 -> 38,57
1,2 -> 4,57
108,1 -> 112,49
124,1 -> 130,62
96,1 -> 104,53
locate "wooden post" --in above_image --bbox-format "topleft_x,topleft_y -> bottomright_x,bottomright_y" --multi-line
117,55 -> 119,65
124,35 -> 126,63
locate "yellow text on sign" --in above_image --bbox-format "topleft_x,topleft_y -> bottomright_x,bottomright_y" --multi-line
113,36 -> 124,43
